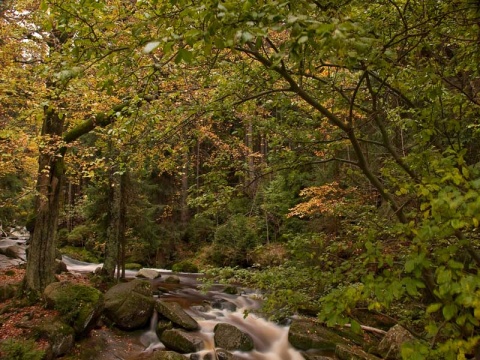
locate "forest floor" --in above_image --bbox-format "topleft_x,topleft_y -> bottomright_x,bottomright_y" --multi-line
0,265 -> 146,359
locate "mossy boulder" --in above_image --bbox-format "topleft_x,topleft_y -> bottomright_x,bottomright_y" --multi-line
43,281 -> 104,337
104,279 -> 155,330
336,344 -> 381,360
33,319 -> 75,358
222,285 -> 238,295
377,325 -> 414,360
156,319 -> 173,338
137,351 -> 189,360
0,283 -> 18,301
214,323 -> 254,352
288,318 -> 350,351
160,329 -> 204,353
155,300 -> 199,331
164,275 -> 181,284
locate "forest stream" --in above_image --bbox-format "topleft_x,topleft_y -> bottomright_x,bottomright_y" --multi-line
61,257 -> 310,360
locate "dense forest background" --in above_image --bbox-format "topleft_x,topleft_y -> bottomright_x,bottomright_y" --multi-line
2,0 -> 480,358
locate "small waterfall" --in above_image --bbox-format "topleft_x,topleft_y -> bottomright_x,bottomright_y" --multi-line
140,310 -> 164,353
61,258 -> 308,359
193,297 -> 305,360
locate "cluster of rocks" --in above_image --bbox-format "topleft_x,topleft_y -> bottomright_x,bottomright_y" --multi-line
288,318 -> 414,360
25,278 -> 253,359
0,259 -> 416,360
102,279 -> 253,359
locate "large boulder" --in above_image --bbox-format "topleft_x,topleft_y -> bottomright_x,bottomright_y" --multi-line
212,298 -> 237,312
214,323 -> 254,352
288,318 -> 350,351
156,300 -> 199,331
43,281 -> 103,336
377,325 -> 414,360
3,245 -> 25,260
33,320 -> 75,358
336,344 -> 381,360
164,275 -> 181,284
137,268 -> 162,279
160,329 -> 204,353
104,279 -> 155,330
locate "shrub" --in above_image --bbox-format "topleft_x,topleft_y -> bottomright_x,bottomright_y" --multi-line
66,224 -> 92,247
60,246 -> 100,263
184,214 -> 216,245
172,260 -> 199,273
57,228 -> 69,247
0,339 -> 45,360
125,263 -> 143,270
211,214 -> 260,267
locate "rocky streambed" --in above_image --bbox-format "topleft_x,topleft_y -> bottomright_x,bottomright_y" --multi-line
0,233 -> 413,360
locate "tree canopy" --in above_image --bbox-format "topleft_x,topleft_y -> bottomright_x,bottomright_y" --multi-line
2,0 -> 480,358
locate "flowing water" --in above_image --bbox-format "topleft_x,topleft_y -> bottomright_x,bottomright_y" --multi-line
64,258 -> 308,360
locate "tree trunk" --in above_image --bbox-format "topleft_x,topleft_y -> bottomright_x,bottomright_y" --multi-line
103,169 -> 128,280
103,167 -> 120,279
23,102 -> 132,293
245,120 -> 256,196
24,106 -> 65,295
119,171 -> 127,279
180,150 -> 190,225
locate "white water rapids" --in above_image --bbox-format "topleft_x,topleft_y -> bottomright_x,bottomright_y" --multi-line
63,257 -> 308,360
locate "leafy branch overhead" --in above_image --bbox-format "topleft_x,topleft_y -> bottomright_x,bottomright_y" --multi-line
2,0 -> 480,358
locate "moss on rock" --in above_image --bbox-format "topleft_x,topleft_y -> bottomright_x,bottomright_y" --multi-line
43,281 -> 104,336
104,279 -> 155,330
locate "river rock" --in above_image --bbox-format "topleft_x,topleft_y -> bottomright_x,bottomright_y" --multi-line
55,259 -> 68,274
336,344 -> 381,360
302,353 -> 334,360
104,279 -> 155,330
215,349 -> 243,360
156,319 -> 173,337
137,268 -> 162,279
156,300 -> 199,331
190,352 -> 214,360
137,350 -> 189,360
34,319 -> 75,358
214,323 -> 254,351
3,245 -> 25,260
288,318 -> 350,351
165,275 -> 181,284
377,324 -> 414,359
160,329 -> 204,353
212,298 -> 237,312
43,281 -> 104,336
222,285 -> 238,295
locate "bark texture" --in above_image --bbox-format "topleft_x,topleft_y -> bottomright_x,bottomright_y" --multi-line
25,107 -> 65,294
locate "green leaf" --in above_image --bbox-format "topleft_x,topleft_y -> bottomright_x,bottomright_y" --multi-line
426,303 -> 442,314
350,320 -> 362,334
442,303 -> 457,321
175,48 -> 194,64
297,35 -> 309,44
